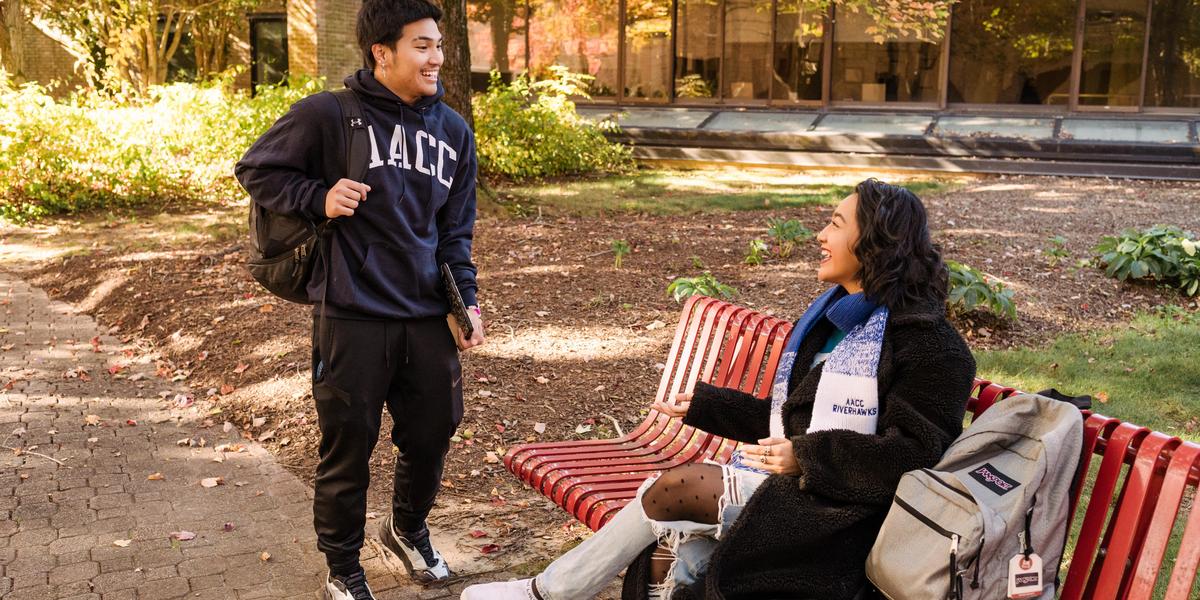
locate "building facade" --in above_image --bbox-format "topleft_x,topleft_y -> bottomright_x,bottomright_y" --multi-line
468,0 -> 1200,115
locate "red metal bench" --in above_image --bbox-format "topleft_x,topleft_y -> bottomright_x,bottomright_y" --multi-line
503,298 -> 1200,599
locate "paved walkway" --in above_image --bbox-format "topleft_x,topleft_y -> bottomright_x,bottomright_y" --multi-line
0,271 -> 486,599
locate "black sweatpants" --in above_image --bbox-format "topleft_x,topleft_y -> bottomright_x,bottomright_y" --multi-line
310,315 -> 464,575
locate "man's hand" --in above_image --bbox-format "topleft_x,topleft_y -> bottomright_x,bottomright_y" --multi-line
448,306 -> 485,351
652,392 -> 692,418
740,437 -> 801,476
325,179 -> 371,218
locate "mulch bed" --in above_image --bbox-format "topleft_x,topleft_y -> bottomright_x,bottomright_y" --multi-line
7,173 -> 1200,569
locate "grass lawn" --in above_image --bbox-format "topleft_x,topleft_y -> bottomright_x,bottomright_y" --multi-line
975,309 -> 1200,442
494,168 -> 956,216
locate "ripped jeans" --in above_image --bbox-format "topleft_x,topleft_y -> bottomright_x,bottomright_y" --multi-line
535,465 -> 768,600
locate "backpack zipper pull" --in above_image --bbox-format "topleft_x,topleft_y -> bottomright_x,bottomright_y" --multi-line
948,534 -> 961,600
1024,496 -> 1037,558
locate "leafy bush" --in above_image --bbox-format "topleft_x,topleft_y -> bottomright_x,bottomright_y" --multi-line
0,72 -> 320,223
667,272 -> 738,303
1094,226 -> 1200,296
1043,235 -> 1069,266
745,239 -> 768,266
766,218 -> 813,258
610,239 -> 630,269
946,260 -> 1016,320
472,67 -> 634,181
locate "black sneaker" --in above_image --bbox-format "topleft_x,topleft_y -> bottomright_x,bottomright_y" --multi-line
324,569 -> 376,600
378,515 -> 451,584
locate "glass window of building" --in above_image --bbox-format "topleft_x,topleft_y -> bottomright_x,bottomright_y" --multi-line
1079,0 -> 1148,107
250,17 -> 287,90
162,17 -> 197,83
528,0 -> 619,97
467,0 -> 529,92
1145,0 -> 1199,108
947,0 -> 1076,105
830,6 -> 947,103
724,0 -> 772,100
772,0 -> 825,102
674,0 -> 721,100
625,0 -> 672,101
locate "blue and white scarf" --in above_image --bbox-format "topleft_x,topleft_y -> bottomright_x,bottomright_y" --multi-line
729,287 -> 889,472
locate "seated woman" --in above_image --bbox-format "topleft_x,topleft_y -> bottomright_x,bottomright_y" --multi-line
461,179 -> 976,600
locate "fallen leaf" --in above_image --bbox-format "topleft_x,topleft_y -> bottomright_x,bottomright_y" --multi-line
480,543 -> 501,555
257,430 -> 275,442
200,477 -> 224,488
219,384 -> 236,395
90,336 -> 102,352
484,451 -> 500,464
1096,391 -> 1110,404
10,426 -> 25,437
108,364 -> 124,376
222,421 -> 234,433
535,311 -> 549,317
252,416 -> 267,429
147,472 -> 165,481
495,423 -> 505,433
87,437 -> 99,443
125,419 -> 137,426
259,551 -> 271,561
646,320 -> 666,330
113,539 -> 132,547
84,415 -> 102,427
478,390 -> 492,398
196,351 -> 209,362
78,369 -> 92,382
259,304 -> 275,313
574,424 -> 593,435
536,376 -> 550,384
0,344 -> 13,351
170,531 -> 196,541
174,394 -> 193,408
469,530 -> 488,538
233,362 -> 249,375
534,422 -> 547,434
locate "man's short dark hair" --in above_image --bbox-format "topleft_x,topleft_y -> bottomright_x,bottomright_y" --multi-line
357,0 -> 443,69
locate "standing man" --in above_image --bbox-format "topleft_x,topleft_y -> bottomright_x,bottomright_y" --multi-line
235,1 -> 484,598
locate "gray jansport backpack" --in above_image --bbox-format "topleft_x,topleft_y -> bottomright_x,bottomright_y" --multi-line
245,88 -> 369,304
865,394 -> 1083,600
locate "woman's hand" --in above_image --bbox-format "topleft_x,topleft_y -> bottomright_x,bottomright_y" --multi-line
651,392 -> 692,419
741,437 -> 801,476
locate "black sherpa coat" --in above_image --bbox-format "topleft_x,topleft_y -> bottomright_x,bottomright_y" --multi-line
672,301 -> 975,600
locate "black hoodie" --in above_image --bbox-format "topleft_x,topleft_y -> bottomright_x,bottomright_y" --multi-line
235,70 -> 478,320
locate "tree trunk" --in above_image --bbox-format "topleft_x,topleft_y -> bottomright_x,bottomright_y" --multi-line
490,0 -> 511,73
0,0 -> 20,79
437,0 -> 474,129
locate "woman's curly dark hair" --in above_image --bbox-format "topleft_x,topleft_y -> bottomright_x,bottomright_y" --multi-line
852,178 -> 948,310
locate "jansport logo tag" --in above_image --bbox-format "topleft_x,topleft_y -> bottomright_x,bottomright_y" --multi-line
968,463 -> 1021,495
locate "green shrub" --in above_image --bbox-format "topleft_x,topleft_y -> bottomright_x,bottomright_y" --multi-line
610,239 -> 630,269
766,218 -> 812,258
0,72 -> 321,223
1043,235 -> 1069,266
1094,226 -> 1200,296
744,238 -> 768,266
667,272 -> 738,303
472,67 -> 634,181
946,260 -> 1016,320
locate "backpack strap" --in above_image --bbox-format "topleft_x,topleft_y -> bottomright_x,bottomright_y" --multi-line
330,88 -> 370,183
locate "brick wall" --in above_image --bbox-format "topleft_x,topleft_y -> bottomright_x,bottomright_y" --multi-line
317,0 -> 363,86
18,19 -> 85,92
288,0 -> 319,79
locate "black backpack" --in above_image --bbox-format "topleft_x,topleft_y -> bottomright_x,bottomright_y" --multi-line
246,88 -> 370,304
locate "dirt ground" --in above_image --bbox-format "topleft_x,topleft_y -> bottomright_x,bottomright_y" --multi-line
3,173 -> 1199,575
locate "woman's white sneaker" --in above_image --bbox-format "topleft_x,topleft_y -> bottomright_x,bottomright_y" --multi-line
459,578 -> 538,600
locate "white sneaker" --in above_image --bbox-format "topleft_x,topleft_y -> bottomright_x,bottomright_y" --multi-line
378,515 -> 451,584
460,578 -> 538,600
323,570 -> 376,600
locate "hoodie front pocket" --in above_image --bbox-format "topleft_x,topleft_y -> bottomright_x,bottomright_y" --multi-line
358,243 -> 437,304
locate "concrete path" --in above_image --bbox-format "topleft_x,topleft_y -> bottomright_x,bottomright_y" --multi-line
0,271 -> 492,599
